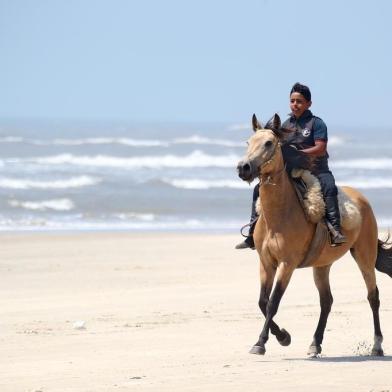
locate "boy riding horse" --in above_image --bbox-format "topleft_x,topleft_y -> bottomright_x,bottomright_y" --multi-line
236,82 -> 346,249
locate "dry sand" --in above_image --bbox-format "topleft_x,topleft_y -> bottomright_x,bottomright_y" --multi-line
0,232 -> 391,392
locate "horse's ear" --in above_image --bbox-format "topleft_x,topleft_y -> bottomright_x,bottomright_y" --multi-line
265,113 -> 281,131
252,114 -> 263,132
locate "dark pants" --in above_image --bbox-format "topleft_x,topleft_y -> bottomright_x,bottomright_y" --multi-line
315,170 -> 338,198
251,183 -> 259,222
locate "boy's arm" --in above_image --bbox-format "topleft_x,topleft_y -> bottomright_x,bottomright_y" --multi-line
300,117 -> 328,156
299,140 -> 327,157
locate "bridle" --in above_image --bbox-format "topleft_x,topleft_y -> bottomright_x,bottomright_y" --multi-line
254,130 -> 286,186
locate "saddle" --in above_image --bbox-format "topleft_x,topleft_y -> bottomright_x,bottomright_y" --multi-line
291,173 -> 329,267
290,169 -> 361,267
290,169 -> 361,230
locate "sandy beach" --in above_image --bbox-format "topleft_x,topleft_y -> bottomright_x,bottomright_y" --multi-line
1,232 -> 391,392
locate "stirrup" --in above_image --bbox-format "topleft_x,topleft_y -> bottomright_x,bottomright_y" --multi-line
331,232 -> 347,247
325,220 -> 346,247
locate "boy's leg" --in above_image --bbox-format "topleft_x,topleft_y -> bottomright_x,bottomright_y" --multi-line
235,183 -> 259,249
317,172 -> 346,245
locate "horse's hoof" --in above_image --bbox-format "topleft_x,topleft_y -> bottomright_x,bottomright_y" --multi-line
249,345 -> 266,355
371,348 -> 384,357
277,328 -> 291,346
307,344 -> 321,358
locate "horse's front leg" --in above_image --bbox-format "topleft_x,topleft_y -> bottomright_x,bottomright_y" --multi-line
254,262 -> 291,351
250,263 -> 294,355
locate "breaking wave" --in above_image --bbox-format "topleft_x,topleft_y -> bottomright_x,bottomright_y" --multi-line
161,176 -> 392,190
0,133 -> 346,149
172,135 -> 243,147
0,217 -> 242,231
0,135 -> 245,148
332,158 -> 392,170
0,175 -> 101,189
0,136 -> 169,147
162,178 -> 248,189
45,137 -> 169,147
9,198 -> 75,211
19,150 -> 241,169
337,178 -> 392,189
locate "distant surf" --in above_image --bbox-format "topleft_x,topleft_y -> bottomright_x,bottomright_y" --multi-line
332,158 -> 392,170
0,120 -> 390,231
15,150 -> 240,169
9,198 -> 75,211
0,175 -> 100,189
0,134 -> 244,148
13,153 -> 392,171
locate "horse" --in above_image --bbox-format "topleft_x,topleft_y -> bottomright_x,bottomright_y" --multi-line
236,113 -> 392,357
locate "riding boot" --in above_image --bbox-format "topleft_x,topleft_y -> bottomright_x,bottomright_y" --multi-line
324,195 -> 347,246
235,193 -> 258,250
235,220 -> 256,249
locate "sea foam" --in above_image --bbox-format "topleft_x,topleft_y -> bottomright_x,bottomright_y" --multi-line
0,175 -> 101,189
9,198 -> 75,211
332,158 -> 392,170
337,177 -> 392,189
173,135 -> 243,147
0,134 -> 246,148
162,176 -> 392,190
49,137 -> 169,147
24,150 -> 241,169
0,133 -> 346,149
0,136 -> 169,147
162,178 -> 248,189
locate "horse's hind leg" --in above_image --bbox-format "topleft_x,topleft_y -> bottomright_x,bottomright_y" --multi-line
350,245 -> 384,356
308,265 -> 333,357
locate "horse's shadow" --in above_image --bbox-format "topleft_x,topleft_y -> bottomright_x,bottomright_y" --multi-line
284,355 -> 392,363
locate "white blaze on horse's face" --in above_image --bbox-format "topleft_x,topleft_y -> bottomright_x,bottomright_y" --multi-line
237,128 -> 279,182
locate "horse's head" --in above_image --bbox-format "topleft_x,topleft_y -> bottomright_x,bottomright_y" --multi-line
237,113 -> 289,182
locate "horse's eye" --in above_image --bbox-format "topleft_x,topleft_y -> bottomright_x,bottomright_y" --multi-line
265,140 -> 273,148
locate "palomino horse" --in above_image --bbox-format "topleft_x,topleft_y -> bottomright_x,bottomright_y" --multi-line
237,113 -> 392,357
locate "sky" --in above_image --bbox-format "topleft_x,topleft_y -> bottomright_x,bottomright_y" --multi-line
0,0 -> 391,127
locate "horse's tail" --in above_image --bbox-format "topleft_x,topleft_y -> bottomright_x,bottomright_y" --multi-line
376,233 -> 392,277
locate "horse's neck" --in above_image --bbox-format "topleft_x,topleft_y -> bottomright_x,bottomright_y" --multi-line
259,165 -> 304,231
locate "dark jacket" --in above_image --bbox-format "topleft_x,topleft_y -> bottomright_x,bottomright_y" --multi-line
282,110 -> 330,173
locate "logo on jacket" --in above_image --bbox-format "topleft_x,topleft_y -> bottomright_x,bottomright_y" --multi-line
302,128 -> 311,137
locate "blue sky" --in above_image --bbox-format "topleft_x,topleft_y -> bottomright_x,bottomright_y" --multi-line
0,0 -> 391,127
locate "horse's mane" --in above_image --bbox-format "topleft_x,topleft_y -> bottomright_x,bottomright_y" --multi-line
280,143 -> 314,172
262,121 -> 314,173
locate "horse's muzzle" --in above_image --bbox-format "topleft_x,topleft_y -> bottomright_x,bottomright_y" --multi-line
237,160 -> 255,182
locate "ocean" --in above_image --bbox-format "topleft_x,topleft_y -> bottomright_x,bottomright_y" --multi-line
0,118 -> 391,232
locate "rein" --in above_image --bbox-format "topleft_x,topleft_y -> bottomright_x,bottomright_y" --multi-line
259,163 -> 287,186
240,216 -> 259,238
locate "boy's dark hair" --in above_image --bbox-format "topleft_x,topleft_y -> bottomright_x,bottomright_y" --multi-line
290,82 -> 311,102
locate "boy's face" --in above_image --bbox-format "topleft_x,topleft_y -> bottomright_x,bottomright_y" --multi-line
290,92 -> 312,118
